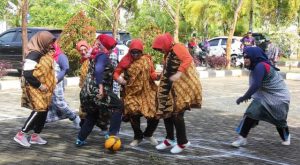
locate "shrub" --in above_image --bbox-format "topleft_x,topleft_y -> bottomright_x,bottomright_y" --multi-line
59,11 -> 96,76
206,56 -> 228,69
0,61 -> 12,79
138,23 -> 162,66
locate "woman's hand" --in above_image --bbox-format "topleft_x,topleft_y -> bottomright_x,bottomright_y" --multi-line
97,84 -> 104,99
39,84 -> 48,92
117,76 -> 127,85
169,71 -> 182,82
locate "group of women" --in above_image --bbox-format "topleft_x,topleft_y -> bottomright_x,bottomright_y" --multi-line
13,30 -> 291,155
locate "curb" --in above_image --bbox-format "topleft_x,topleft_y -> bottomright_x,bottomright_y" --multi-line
277,61 -> 300,68
0,70 -> 299,90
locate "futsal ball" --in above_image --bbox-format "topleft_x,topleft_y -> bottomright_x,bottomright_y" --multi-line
104,136 -> 122,151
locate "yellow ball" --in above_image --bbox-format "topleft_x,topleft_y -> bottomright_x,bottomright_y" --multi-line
104,136 -> 122,151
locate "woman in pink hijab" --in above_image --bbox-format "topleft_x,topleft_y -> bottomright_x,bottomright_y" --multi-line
45,41 -> 81,128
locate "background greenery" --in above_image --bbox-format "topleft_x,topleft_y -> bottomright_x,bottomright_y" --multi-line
1,0 -> 299,71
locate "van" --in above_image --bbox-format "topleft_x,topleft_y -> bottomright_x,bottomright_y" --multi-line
0,27 -> 62,72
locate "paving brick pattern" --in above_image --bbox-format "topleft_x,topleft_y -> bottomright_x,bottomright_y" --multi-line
0,77 -> 299,165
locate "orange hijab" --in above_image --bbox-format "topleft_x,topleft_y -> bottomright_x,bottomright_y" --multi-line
152,33 -> 174,55
118,39 -> 144,69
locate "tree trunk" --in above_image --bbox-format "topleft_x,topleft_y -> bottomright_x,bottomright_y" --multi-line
21,0 -> 28,60
226,0 -> 243,69
249,0 -> 253,32
173,0 -> 180,42
112,0 -> 125,39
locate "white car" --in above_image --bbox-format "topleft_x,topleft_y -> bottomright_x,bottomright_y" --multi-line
208,36 -> 243,57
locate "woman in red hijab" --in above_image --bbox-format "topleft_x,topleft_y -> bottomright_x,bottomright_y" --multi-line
76,35 -> 123,147
114,39 -> 159,147
152,33 -> 202,154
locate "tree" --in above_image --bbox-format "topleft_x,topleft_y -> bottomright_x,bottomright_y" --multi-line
139,23 -> 163,65
0,1 -> 8,19
226,0 -> 243,69
58,11 -> 96,76
184,0 -> 222,37
255,0 -> 300,30
112,0 -> 125,38
81,0 -> 133,38
29,0 -> 78,28
21,0 -> 28,60
249,0 -> 254,31
5,0 -> 22,27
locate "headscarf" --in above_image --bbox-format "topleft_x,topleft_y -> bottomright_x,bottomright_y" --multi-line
97,34 -> 117,51
118,39 -> 144,69
152,33 -> 174,55
76,40 -> 91,63
26,31 -> 55,56
244,47 -> 277,70
76,40 -> 90,52
53,41 -> 62,62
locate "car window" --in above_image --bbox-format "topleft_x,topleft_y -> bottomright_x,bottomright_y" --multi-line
209,39 -> 219,46
0,32 -> 16,43
221,38 -> 235,45
15,31 -> 32,42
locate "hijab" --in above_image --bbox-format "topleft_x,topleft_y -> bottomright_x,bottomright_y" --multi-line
97,34 -> 117,51
152,33 -> 174,55
53,41 -> 63,62
76,40 -> 91,63
244,47 -> 278,71
118,39 -> 144,69
26,31 -> 55,56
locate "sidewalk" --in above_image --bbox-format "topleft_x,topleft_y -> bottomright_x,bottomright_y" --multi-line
1,68 -> 300,90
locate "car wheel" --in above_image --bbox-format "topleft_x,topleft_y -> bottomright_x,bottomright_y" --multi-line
231,55 -> 237,67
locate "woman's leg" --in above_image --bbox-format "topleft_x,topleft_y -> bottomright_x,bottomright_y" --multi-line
21,111 -> 38,133
238,116 -> 259,138
130,115 -> 143,140
107,91 -> 123,136
32,111 -> 48,134
163,117 -> 175,141
276,126 -> 290,141
173,112 -> 188,145
77,112 -> 98,141
144,118 -> 159,138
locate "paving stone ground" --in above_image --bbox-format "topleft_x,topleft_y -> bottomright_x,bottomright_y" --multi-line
0,77 -> 299,165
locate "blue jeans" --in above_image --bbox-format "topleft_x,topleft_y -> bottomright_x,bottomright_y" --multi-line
78,91 -> 123,141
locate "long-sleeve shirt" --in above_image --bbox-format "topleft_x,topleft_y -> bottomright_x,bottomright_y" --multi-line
94,53 -> 109,85
56,54 -> 69,83
242,62 -> 266,100
23,51 -> 42,88
173,44 -> 193,72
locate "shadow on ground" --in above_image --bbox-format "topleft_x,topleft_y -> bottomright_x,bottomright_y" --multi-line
0,107 -> 299,165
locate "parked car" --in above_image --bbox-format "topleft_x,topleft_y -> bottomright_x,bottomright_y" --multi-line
208,36 -> 244,67
208,36 -> 243,56
0,27 -> 62,72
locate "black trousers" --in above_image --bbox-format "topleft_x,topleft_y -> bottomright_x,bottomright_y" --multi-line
164,112 -> 188,145
130,114 -> 159,140
239,116 -> 290,141
22,111 -> 48,134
